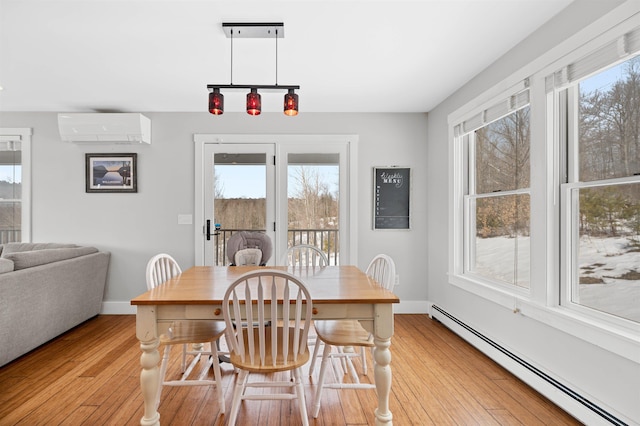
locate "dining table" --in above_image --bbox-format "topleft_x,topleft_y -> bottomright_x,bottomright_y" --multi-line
131,265 -> 400,425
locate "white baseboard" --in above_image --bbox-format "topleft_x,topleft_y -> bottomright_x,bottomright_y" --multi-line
101,301 -> 136,315
395,300 -> 430,314
430,304 -> 629,426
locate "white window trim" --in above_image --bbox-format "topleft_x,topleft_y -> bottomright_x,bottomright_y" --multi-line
449,4 -> 640,363
450,79 -> 533,293
193,134 -> 359,266
0,128 -> 31,243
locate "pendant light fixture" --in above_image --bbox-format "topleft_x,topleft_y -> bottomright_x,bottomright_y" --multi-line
207,22 -> 300,116
246,88 -> 261,115
208,88 -> 224,115
284,89 -> 299,116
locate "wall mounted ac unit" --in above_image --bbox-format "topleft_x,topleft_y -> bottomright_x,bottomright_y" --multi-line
58,113 -> 151,144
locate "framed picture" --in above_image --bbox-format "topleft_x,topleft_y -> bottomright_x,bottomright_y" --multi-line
373,166 -> 411,230
86,153 -> 137,193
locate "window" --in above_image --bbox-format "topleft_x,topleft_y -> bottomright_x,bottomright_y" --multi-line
450,14 -> 640,358
452,83 -> 531,292
558,54 -> 640,324
0,129 -> 30,244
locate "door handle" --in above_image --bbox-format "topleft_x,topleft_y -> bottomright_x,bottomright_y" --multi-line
206,219 -> 211,241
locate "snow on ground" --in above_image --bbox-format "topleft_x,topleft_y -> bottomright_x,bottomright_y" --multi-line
473,235 -> 639,322
577,235 -> 640,322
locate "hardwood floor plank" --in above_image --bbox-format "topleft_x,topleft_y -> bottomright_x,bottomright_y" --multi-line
489,408 -> 525,425
58,405 -> 99,426
0,314 -> 580,426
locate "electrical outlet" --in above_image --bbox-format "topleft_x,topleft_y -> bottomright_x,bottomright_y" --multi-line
395,274 -> 400,287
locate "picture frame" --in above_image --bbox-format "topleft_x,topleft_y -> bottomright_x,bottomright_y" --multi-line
373,166 -> 411,230
85,153 -> 137,193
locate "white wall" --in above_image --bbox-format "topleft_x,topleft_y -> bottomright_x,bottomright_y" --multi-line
426,0 -> 637,423
0,111 -> 428,312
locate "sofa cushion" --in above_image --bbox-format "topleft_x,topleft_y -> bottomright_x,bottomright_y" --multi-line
1,243 -> 78,256
0,258 -> 14,273
4,246 -> 98,270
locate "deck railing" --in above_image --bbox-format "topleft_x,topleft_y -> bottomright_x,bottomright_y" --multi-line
214,228 -> 339,265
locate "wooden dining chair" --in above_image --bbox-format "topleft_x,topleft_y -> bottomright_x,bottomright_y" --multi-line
309,254 -> 396,418
145,253 -> 226,412
282,244 -> 329,352
282,244 -> 329,267
222,269 -> 313,426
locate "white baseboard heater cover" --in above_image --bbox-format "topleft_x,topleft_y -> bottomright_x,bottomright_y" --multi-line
430,305 -> 628,426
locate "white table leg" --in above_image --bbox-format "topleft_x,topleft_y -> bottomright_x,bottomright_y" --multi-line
140,339 -> 161,425
373,304 -> 393,425
137,306 -> 161,426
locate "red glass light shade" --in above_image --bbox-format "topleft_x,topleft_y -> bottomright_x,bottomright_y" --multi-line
208,89 -> 224,115
283,89 -> 299,116
246,89 -> 261,115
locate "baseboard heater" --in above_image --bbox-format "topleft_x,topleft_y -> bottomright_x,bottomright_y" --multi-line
431,305 -> 627,426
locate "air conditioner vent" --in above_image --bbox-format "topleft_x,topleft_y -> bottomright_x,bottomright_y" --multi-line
58,113 -> 151,144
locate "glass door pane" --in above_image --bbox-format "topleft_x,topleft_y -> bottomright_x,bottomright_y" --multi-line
287,153 -> 340,265
0,148 -> 22,243
203,145 -> 275,266
214,153 -> 266,230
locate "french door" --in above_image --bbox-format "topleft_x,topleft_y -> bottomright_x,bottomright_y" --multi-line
201,143 -> 275,266
194,134 -> 358,267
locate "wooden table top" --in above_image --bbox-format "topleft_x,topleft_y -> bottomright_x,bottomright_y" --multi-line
131,265 -> 400,306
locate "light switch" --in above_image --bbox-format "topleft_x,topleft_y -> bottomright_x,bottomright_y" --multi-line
178,214 -> 192,225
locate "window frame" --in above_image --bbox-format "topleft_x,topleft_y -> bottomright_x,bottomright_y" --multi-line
448,7 -> 640,362
450,80 -> 534,304
465,105 -> 532,291
557,60 -> 640,329
0,128 -> 31,243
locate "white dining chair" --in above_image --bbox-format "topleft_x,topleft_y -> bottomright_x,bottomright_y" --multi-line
310,254 -> 396,418
145,253 -> 226,412
222,269 -> 313,426
282,244 -> 329,352
282,244 -> 329,267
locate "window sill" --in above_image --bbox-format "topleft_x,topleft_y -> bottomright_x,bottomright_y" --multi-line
448,274 -> 640,363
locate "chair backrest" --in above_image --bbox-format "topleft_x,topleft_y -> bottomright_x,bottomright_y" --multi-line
226,231 -> 273,266
146,253 -> 182,290
365,254 -> 396,290
222,269 -> 313,368
234,248 -> 263,266
283,244 -> 329,267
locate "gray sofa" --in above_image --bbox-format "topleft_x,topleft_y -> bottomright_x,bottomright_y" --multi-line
0,243 -> 110,367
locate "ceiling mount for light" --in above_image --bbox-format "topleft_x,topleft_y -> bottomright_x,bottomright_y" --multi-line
207,22 -> 300,116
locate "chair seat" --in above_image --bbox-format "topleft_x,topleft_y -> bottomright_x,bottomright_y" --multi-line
160,320 -> 226,345
230,326 -> 310,373
313,320 -> 374,347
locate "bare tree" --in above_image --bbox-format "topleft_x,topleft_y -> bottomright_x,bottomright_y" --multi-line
579,56 -> 640,237
288,166 -> 337,229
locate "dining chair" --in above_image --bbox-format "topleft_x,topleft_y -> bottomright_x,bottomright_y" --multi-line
222,269 -> 313,426
309,254 -> 396,418
282,244 -> 329,267
282,244 -> 328,351
145,253 -> 226,412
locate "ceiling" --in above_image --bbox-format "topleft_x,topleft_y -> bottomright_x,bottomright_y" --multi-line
0,0 -> 573,114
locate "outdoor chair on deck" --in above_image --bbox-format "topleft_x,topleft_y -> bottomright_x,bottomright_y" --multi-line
145,253 -> 226,412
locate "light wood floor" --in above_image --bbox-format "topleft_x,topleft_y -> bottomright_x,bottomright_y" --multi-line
0,315 -> 580,426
